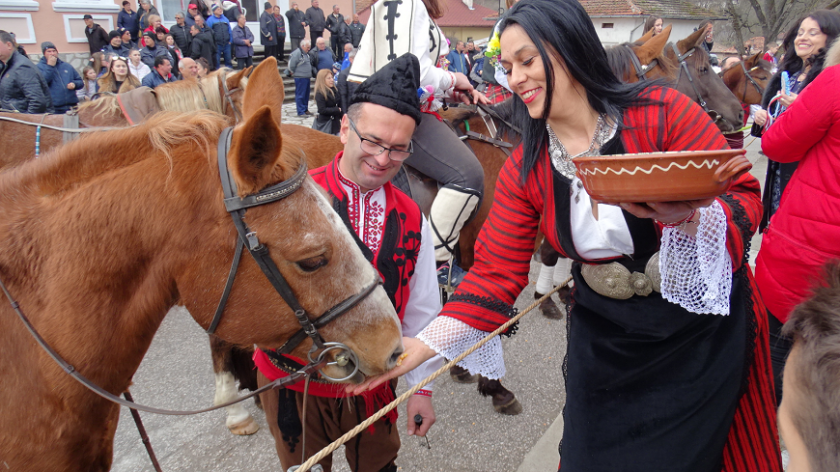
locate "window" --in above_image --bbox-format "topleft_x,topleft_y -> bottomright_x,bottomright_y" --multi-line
601,23 -> 614,28
159,0 -> 188,22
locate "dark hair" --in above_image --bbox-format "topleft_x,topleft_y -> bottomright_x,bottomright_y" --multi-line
196,57 -> 211,71
498,0 -> 650,179
0,30 -> 15,47
153,55 -> 170,68
782,261 -> 840,472
763,9 -> 840,107
643,15 -> 662,35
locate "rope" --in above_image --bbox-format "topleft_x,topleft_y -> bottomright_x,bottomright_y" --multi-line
0,115 -> 118,133
295,277 -> 573,472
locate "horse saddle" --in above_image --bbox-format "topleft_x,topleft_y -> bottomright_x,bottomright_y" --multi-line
116,87 -> 161,125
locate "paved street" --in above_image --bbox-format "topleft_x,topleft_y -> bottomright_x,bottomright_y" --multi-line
110,133 -> 768,472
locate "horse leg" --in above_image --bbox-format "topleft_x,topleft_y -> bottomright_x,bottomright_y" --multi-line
534,241 -> 565,320
477,376 -> 523,415
449,364 -> 479,383
209,335 -> 260,435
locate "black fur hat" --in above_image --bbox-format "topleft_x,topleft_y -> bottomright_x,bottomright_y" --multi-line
349,53 -> 422,125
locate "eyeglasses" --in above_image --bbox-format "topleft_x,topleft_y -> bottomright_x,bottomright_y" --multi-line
347,118 -> 413,161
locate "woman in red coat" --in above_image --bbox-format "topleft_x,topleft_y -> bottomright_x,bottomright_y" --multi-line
755,39 -> 840,406
351,1 -> 782,470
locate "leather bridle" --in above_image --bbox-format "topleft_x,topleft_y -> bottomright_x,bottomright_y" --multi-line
626,45 -> 659,82
218,73 -> 244,123
738,60 -> 765,103
449,103 -> 521,157
1,126 -> 383,417
670,43 -> 722,123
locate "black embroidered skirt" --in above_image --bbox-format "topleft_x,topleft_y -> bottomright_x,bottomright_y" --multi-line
559,264 -> 747,472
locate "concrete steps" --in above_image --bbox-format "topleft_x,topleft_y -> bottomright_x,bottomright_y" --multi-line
236,45 -> 313,104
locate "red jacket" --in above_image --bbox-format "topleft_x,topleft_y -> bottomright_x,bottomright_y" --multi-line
755,65 -> 840,322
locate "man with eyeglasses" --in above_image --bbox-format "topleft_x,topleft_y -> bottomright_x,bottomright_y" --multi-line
254,53 -> 442,472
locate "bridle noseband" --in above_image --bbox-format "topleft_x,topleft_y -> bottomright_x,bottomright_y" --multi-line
626,45 -> 659,82
738,60 -> 765,103
670,43 -> 721,123
213,126 -> 381,382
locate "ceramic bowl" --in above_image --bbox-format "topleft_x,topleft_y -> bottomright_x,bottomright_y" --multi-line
572,149 -> 751,203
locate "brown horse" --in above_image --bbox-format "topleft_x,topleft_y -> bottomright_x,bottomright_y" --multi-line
0,67 -> 250,170
0,59 -> 403,471
606,25 -> 745,132
721,51 -> 773,106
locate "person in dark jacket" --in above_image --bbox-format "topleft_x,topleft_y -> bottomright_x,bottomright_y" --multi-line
185,3 -> 199,28
337,17 -> 352,52
260,2 -> 278,63
206,4 -> 232,69
169,12 -> 192,53
231,15 -> 255,69
304,0 -> 326,43
348,14 -> 364,48
324,5 -> 344,57
136,0 -> 159,34
101,30 -> 131,57
313,68 -> 341,134
309,36 -> 335,71
140,32 -> 173,69
118,1 -> 139,41
335,47 -> 357,113
189,24 -> 216,70
286,2 -> 306,55
272,5 -> 287,61
36,42 -> 83,114
119,28 -> 136,50
141,55 -> 178,88
84,15 -> 111,56
0,31 -> 52,113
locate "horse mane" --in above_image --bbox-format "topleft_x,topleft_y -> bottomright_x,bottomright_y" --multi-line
78,69 -> 246,118
1,110 -> 227,198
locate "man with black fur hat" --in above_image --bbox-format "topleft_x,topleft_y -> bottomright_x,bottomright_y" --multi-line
254,53 -> 442,472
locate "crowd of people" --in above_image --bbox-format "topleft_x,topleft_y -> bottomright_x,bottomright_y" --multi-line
3,1 -> 840,470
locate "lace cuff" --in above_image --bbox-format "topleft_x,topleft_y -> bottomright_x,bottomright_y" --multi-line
659,201 -> 732,315
416,316 -> 506,380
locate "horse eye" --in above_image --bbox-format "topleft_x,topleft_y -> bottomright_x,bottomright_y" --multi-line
297,256 -> 328,273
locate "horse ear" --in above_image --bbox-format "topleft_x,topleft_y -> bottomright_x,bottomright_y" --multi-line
746,51 -> 763,68
677,26 -> 706,54
635,28 -> 654,45
226,65 -> 252,93
636,25 -> 671,64
241,57 -> 284,129
228,105 -> 284,196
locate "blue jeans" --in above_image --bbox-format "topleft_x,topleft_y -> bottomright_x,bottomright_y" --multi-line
215,42 -> 232,69
294,77 -> 310,115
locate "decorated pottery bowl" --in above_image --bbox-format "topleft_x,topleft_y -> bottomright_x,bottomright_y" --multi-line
572,149 -> 751,203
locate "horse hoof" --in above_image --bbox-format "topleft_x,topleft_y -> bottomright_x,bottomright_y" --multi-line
493,393 -> 523,416
228,417 -> 260,435
449,365 -> 479,383
539,298 -> 564,320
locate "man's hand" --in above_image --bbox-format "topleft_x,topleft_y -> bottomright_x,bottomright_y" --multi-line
451,72 -> 490,105
345,337 -> 436,396
47,55 -> 57,66
268,35 -> 273,41
244,39 -> 251,46
406,395 -> 435,436
66,82 -> 76,90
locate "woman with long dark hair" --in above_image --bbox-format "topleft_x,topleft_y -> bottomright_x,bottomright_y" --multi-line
643,15 -> 663,36
96,56 -> 141,94
754,10 -> 840,233
350,1 -> 782,470
752,9 -> 840,408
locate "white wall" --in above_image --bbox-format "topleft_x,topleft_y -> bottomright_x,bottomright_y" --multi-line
590,17 -> 706,46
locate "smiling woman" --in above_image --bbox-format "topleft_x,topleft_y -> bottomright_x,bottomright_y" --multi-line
351,1 -> 784,471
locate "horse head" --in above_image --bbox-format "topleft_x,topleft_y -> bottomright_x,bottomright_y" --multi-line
669,28 -> 744,132
606,26 -> 677,84
722,51 -> 772,106
179,58 -> 404,382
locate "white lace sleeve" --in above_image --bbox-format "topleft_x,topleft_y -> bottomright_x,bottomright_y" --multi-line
416,315 -> 506,380
659,201 -> 732,315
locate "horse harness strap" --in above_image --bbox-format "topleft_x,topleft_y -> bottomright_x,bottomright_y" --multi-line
213,127 -> 379,376
670,43 -> 721,123
0,270 -> 327,416
739,60 -> 764,102
219,74 -> 243,123
627,47 -> 659,81
62,112 -> 80,144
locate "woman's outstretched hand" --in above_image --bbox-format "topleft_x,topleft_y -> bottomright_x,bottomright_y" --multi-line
345,337 -> 437,396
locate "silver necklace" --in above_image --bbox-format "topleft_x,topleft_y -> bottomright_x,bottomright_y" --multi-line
547,114 -> 609,180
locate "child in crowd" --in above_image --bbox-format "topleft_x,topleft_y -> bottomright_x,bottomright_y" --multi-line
76,65 -> 98,101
